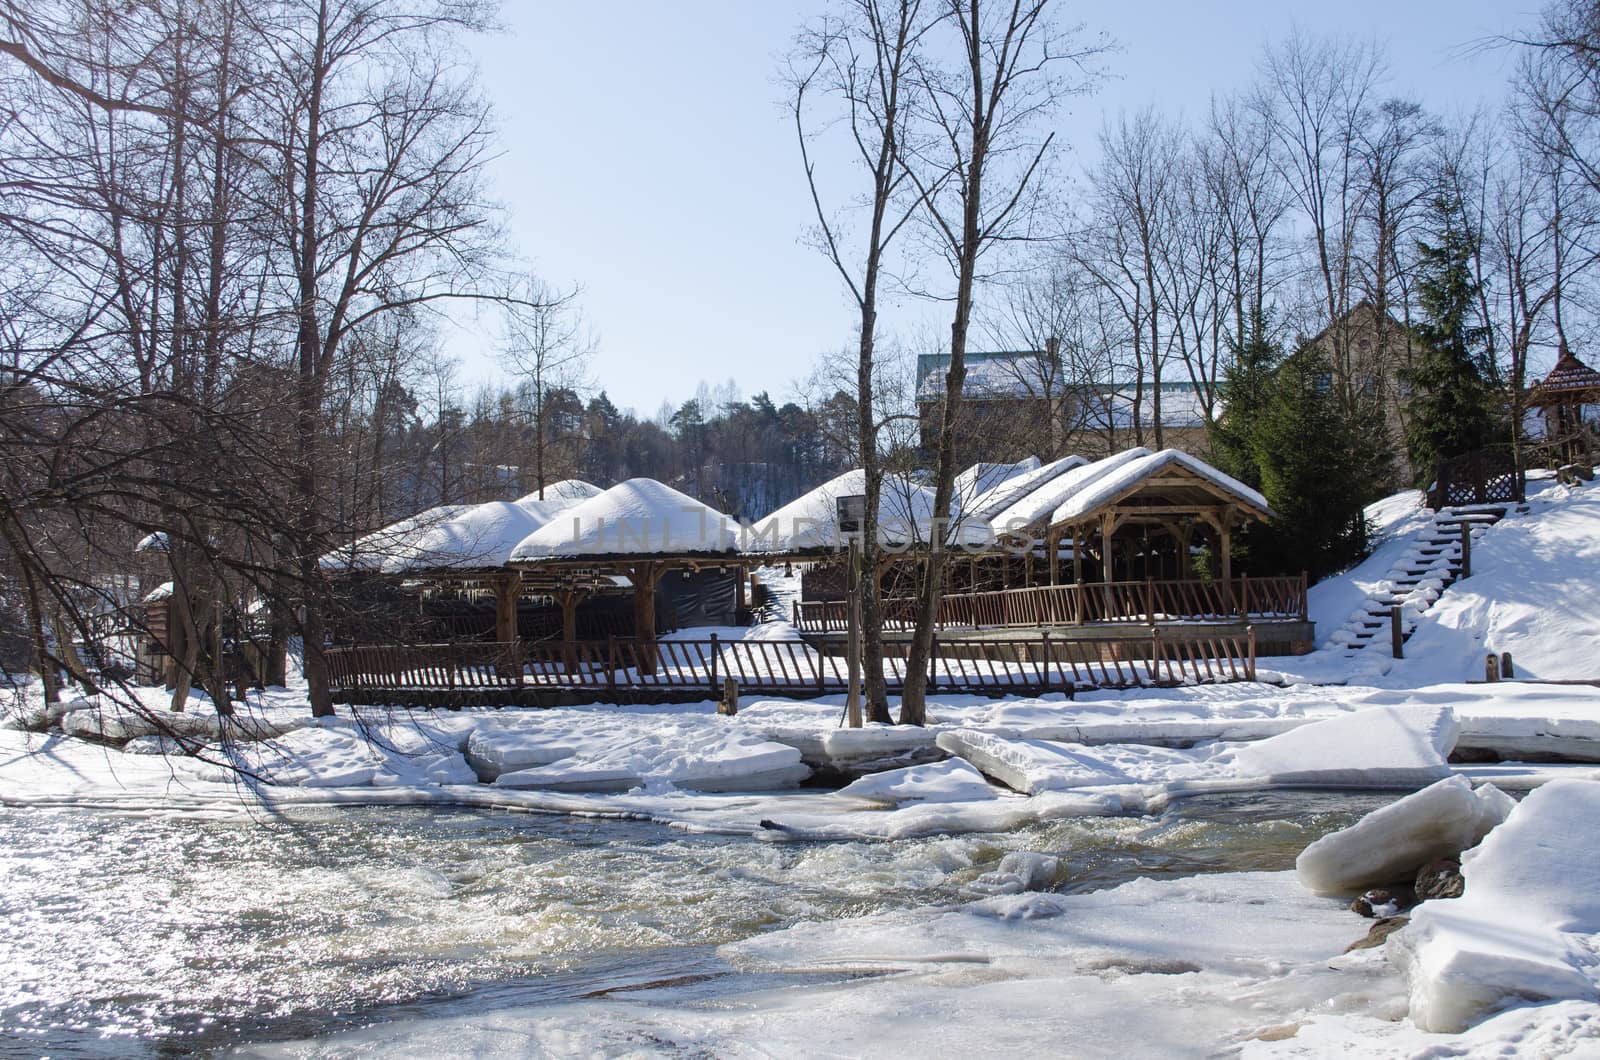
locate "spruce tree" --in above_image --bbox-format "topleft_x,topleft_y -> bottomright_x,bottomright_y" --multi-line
1250,346 -> 1395,578
1403,195 -> 1499,484
1209,304 -> 1281,490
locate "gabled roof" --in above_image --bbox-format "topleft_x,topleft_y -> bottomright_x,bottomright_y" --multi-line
742,468 -> 994,555
987,449 -> 1152,534
510,478 -> 737,561
1530,347 -> 1600,402
1050,449 -> 1273,528
962,454 -> 1089,523
955,458 -> 1041,505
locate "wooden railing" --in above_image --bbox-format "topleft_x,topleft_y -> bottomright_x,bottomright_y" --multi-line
326,629 -> 1259,701
793,575 -> 1308,634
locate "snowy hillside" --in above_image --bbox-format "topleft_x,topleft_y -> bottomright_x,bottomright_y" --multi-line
1287,474 -> 1600,684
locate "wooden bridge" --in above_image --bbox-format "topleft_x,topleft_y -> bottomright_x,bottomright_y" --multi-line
325,629 -> 1260,706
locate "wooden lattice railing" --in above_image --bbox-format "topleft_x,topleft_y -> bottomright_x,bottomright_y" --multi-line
793,576 -> 1307,634
325,629 -> 1259,700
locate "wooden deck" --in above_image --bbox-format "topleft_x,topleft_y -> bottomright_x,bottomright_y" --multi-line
324,630 -> 1261,706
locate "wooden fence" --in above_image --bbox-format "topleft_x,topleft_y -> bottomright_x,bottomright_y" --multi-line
1428,448 -> 1525,509
793,575 -> 1307,634
325,629 -> 1258,703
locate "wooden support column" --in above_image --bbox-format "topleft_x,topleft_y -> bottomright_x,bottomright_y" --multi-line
1048,527 -> 1060,586
632,562 -> 662,675
1219,512 -> 1234,611
556,587 -> 583,672
492,571 -> 522,678
1072,528 -> 1083,584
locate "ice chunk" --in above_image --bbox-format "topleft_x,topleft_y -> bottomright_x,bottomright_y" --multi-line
1296,776 -> 1514,894
1220,705 -> 1458,789
1389,779 -> 1600,1033
465,723 -> 576,780
836,759 -> 998,806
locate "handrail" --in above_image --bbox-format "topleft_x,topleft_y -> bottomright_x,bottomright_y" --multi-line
792,576 -> 1308,633
325,630 -> 1259,698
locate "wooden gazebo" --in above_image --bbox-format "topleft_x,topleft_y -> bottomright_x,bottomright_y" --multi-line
1528,346 -> 1600,466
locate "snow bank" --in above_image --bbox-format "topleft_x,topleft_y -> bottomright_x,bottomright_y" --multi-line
1296,775 -> 1514,894
1390,779 -> 1600,1033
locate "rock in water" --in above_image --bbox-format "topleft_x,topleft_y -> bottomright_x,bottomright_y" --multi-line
1296,776 -> 1514,894
1414,857 -> 1465,901
1346,916 -> 1409,953
1351,888 -> 1412,918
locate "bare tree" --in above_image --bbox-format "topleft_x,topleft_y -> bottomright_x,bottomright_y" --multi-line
500,277 -> 593,498
789,0 -> 933,723
897,0 -> 1106,725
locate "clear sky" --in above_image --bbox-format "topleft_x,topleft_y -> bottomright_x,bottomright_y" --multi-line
458,0 -> 1538,417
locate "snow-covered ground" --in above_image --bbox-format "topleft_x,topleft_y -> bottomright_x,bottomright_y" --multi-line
6,477 -> 1600,1055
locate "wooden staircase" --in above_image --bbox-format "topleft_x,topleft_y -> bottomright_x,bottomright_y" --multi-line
1334,503 -> 1523,657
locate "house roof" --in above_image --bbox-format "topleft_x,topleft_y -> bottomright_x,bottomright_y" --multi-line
915,351 -> 1071,401
986,448 -> 1152,535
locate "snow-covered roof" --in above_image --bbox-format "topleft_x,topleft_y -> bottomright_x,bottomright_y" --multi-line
916,351 -> 1069,401
509,478 -> 738,561
512,479 -> 604,525
1051,449 -> 1273,527
134,531 -> 169,554
962,455 -> 1089,523
142,581 -> 174,603
1081,382 -> 1215,430
743,469 -> 994,555
954,458 -> 1041,507
986,449 -> 1153,535
1530,347 -> 1600,401
385,501 -> 557,572
319,504 -> 472,573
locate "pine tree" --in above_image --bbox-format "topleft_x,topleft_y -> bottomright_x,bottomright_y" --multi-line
1403,195 -> 1499,484
1209,304 -> 1281,490
1249,346 -> 1395,578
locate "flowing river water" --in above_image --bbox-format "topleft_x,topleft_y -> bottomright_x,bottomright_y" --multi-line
0,791 -> 1397,1056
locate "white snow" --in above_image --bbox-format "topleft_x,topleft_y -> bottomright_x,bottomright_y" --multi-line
836,758 -> 1000,806
509,477 -> 739,559
375,501 -> 547,573
1051,447 -> 1273,527
985,447 -> 1151,536
954,457 -> 1041,510
1295,775 -> 1514,894
960,454 -> 1089,522
318,503 -> 471,573
1390,779 -> 1600,1033
743,468 -> 994,554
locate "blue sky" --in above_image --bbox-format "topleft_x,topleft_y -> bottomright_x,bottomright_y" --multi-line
459,0 -> 1537,417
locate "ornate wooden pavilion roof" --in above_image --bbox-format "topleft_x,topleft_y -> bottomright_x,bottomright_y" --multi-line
1529,347 -> 1600,405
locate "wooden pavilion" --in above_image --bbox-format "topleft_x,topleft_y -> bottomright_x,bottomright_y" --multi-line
1528,346 -> 1600,466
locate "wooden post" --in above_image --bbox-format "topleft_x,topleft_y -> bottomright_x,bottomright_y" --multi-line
1299,571 -> 1309,622
1501,651 -> 1514,679
709,632 -> 720,695
1038,631 -> 1051,692
606,634 -> 616,694
1145,576 -> 1155,624
928,633 -> 938,693
719,676 -> 739,715
1460,523 -> 1472,578
1247,624 -> 1257,681
1072,529 -> 1083,584
847,538 -> 862,728
1048,528 -> 1060,585
1240,573 -> 1251,620
1391,605 -> 1404,660
559,589 -> 580,673
633,563 -> 660,675
1219,514 -> 1234,611
1484,653 -> 1499,682
1149,626 -> 1161,684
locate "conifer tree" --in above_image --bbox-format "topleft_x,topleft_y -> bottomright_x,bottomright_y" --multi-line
1209,304 -> 1281,490
1250,346 -> 1394,578
1403,196 -> 1500,484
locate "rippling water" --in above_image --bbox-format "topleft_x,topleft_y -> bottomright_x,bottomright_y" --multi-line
0,791 -> 1395,1056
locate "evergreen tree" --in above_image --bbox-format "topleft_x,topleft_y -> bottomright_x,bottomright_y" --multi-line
1249,346 -> 1395,578
1209,304 -> 1281,490
1403,195 -> 1499,484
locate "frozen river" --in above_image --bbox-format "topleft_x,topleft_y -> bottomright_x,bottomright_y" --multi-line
0,791 -> 1395,1056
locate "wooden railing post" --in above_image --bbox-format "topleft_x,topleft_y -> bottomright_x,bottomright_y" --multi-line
1145,576 -> 1155,624
1240,574 -> 1251,620
1299,571 -> 1309,621
1149,627 -> 1161,685
709,632 -> 720,696
928,634 -> 938,692
607,635 -> 617,693
1460,523 -> 1472,578
1390,606 -> 1404,660
1038,631 -> 1051,693
1247,625 -> 1257,681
